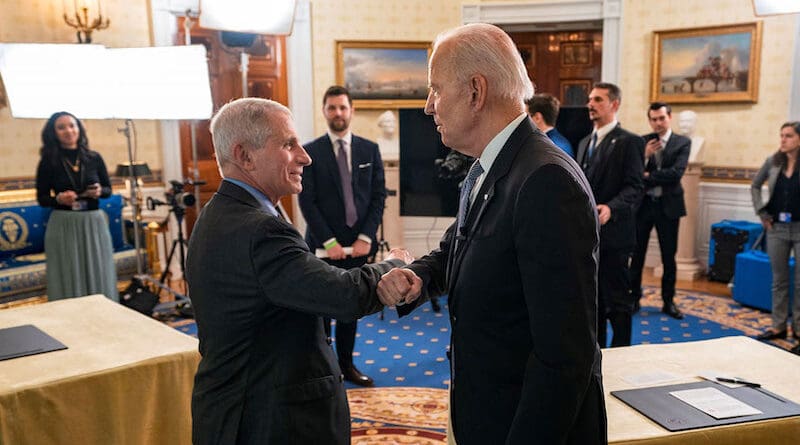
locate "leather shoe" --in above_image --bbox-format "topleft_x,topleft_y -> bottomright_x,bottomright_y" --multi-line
792,344 -> 800,355
341,365 -> 374,387
661,302 -> 684,319
755,329 -> 787,341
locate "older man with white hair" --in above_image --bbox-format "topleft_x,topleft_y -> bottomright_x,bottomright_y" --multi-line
186,98 -> 412,445
378,23 -> 606,444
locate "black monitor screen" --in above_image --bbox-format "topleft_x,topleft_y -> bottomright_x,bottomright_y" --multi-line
399,109 -> 474,217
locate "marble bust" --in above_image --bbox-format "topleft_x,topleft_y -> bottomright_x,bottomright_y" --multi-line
678,110 -> 704,163
376,110 -> 399,160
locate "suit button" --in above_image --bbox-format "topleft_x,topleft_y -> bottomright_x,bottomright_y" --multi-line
451,316 -> 457,325
339,374 -> 345,382
326,336 -> 332,345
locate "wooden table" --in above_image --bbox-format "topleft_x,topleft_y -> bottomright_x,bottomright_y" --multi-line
0,295 -> 199,444
604,336 -> 800,444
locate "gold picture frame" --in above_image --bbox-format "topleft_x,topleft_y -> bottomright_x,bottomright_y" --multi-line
336,41 -> 431,109
561,42 -> 592,67
650,22 -> 762,104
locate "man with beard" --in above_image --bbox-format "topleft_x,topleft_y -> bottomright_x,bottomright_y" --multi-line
299,85 -> 386,387
575,82 -> 645,347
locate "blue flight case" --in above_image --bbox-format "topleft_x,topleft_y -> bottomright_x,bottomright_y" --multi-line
708,220 -> 763,282
732,249 -> 795,312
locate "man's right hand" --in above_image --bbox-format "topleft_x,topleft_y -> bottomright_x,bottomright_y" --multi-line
761,217 -> 773,231
377,268 -> 422,307
386,247 -> 414,265
327,244 -> 346,260
645,137 -> 661,158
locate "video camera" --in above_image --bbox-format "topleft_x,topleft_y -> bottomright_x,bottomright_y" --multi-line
146,179 -> 202,212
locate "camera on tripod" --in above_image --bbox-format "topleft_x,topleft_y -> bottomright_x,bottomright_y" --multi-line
146,180 -> 197,212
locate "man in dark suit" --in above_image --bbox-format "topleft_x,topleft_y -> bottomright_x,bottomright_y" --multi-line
629,102 -> 690,319
378,24 -> 606,444
575,82 -> 645,348
298,85 -> 386,387
186,98 -> 411,445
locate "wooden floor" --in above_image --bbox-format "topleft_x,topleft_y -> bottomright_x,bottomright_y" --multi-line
641,267 -> 731,297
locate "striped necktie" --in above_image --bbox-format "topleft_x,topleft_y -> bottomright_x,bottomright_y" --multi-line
456,161 -> 484,235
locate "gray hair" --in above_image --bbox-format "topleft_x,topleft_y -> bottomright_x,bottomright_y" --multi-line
432,23 -> 534,105
210,98 -> 291,167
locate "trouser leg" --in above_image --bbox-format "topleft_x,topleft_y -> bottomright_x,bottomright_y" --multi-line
655,217 -> 680,304
629,206 -> 655,301
767,225 -> 791,331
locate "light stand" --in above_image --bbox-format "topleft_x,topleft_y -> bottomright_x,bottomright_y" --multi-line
182,12 -> 203,214
115,119 -> 150,276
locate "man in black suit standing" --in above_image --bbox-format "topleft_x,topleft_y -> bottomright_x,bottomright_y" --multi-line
575,82 -> 645,348
186,98 -> 411,445
629,102 -> 690,319
299,85 -> 386,387
378,23 -> 606,444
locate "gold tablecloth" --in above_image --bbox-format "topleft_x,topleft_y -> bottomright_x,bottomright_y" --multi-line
0,295 -> 199,445
605,336 -> 800,444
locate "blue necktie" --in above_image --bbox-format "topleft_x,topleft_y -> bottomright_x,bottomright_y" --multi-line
457,161 -> 484,235
336,139 -> 358,227
587,132 -> 598,161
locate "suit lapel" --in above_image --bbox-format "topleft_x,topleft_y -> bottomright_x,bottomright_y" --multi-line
447,119 -> 532,291
350,138 -> 363,188
587,125 -> 621,183
322,135 -> 346,202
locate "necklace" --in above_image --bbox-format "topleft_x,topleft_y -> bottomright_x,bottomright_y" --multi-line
62,156 -> 80,173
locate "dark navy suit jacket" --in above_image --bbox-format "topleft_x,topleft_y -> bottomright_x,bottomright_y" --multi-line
400,118 -> 606,444
299,134 -> 386,255
576,124 -> 645,251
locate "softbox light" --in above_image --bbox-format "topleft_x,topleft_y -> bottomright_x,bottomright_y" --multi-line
752,0 -> 800,16
0,43 -> 213,120
0,44 -> 108,119
200,0 -> 296,36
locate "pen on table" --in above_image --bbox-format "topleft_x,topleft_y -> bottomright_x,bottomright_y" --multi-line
716,377 -> 761,388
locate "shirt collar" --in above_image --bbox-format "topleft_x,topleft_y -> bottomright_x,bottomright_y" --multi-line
477,113 -> 527,175
327,130 -> 352,147
593,119 -> 618,144
224,178 -> 279,217
662,128 -> 672,144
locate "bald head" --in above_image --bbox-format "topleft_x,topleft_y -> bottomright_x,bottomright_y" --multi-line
432,23 -> 534,107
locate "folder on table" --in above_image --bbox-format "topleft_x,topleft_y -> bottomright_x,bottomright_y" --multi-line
0,324 -> 67,361
612,381 -> 800,432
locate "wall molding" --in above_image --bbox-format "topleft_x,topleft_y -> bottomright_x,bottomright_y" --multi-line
462,0 -> 622,83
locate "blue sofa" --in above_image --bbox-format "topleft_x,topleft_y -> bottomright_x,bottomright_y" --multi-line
0,195 -> 137,303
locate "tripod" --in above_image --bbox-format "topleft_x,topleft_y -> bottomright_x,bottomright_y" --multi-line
155,204 -> 194,317
158,205 -> 188,286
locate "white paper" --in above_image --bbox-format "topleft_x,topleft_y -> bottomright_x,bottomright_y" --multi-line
669,387 -> 762,419
315,247 -> 353,258
621,370 -> 683,387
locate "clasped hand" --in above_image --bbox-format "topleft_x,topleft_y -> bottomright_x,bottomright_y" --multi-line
376,256 -> 422,307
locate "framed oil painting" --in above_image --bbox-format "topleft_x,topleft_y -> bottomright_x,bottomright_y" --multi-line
336,41 -> 431,109
561,79 -> 591,107
561,42 -> 592,67
650,22 -> 762,104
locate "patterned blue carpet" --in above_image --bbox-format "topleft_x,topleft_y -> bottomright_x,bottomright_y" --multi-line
167,285 -> 797,387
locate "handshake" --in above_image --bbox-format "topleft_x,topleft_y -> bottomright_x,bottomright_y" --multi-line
378,248 -> 423,308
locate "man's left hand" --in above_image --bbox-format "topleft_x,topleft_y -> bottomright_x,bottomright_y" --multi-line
352,239 -> 371,257
597,204 -> 611,225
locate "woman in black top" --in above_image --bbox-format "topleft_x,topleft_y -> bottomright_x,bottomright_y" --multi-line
751,121 -> 800,352
35,111 -> 118,301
